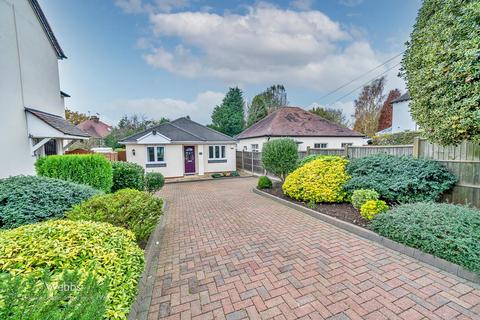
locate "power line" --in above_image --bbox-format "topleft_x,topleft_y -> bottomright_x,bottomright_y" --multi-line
327,61 -> 402,107
319,52 -> 404,101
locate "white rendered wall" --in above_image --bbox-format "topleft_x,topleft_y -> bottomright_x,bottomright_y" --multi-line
392,100 -> 417,133
237,136 -> 366,152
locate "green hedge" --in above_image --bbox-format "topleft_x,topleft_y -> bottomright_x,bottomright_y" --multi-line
36,154 -> 113,192
0,176 -> 101,229
262,138 -> 298,181
67,189 -> 163,246
144,172 -> 165,193
371,203 -> 480,274
257,176 -> 272,189
112,162 -> 145,192
0,220 -> 144,319
345,154 -> 456,203
371,131 -> 422,145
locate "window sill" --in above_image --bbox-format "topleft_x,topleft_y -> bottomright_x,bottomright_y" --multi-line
146,162 -> 166,168
208,159 -> 227,163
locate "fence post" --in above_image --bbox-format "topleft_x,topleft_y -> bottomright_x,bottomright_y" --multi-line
344,144 -> 349,158
306,146 -> 310,156
251,152 -> 254,176
242,150 -> 244,170
412,137 -> 420,158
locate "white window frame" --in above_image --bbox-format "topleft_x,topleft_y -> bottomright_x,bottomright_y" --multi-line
251,144 -> 259,152
146,146 -> 165,163
341,142 -> 353,148
208,145 -> 226,160
314,143 -> 328,149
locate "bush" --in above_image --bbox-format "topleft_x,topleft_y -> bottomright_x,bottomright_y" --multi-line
211,173 -> 222,178
297,155 -> 323,168
0,176 -> 101,229
344,154 -> 456,203
0,220 -> 144,319
257,176 -> 272,189
144,172 -> 165,193
371,203 -> 480,273
371,131 -> 422,145
36,154 -> 113,192
0,271 -> 108,320
359,200 -> 388,220
351,189 -> 379,209
67,189 -> 163,246
283,156 -> 350,203
402,0 -> 480,145
262,139 -> 298,181
112,162 -> 145,192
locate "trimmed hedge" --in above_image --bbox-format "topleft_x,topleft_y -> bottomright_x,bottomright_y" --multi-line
0,220 -> 144,319
262,138 -> 298,181
112,162 -> 145,192
344,154 -> 456,203
283,156 -> 350,203
371,203 -> 480,274
36,154 -> 113,192
371,131 -> 422,145
67,189 -> 163,246
0,175 -> 101,229
257,176 -> 272,189
144,172 -> 165,193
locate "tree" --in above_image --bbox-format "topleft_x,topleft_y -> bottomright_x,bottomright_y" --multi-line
65,108 -> 89,125
209,87 -> 245,136
247,85 -> 288,127
309,106 -> 349,127
377,89 -> 401,131
261,138 -> 298,181
401,0 -> 480,145
353,77 -> 386,137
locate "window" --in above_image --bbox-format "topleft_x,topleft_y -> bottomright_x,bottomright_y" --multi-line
208,145 -> 226,159
341,143 -> 353,148
251,144 -> 259,152
314,143 -> 328,149
146,146 -> 165,162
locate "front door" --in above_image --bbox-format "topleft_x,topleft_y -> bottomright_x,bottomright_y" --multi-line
184,146 -> 196,174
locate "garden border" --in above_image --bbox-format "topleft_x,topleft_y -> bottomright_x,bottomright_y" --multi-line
128,200 -> 169,320
252,188 -> 480,284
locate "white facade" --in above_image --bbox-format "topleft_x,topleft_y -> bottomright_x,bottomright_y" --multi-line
0,0 -> 84,178
392,100 -> 418,133
237,136 -> 366,152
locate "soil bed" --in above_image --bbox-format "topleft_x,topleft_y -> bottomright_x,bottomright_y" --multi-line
262,183 -> 370,229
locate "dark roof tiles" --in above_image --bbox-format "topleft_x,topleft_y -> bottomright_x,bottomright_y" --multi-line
391,92 -> 410,104
26,108 -> 89,137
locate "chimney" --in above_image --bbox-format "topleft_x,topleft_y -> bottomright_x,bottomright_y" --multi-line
90,115 -> 99,123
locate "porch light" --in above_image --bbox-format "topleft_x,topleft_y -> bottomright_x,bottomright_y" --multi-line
132,149 -> 136,156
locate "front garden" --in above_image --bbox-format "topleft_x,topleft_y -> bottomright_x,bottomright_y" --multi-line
257,138 -> 480,276
0,154 -> 165,319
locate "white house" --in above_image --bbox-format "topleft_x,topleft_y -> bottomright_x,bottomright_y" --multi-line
236,107 -> 366,152
0,0 -> 89,178
120,117 -> 237,178
391,92 -> 418,133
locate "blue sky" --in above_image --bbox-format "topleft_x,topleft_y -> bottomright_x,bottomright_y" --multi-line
40,0 -> 421,126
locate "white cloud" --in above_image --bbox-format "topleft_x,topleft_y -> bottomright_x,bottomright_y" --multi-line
105,91 -> 224,125
290,0 -> 314,11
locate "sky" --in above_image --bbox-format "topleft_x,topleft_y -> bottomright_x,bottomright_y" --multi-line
39,0 -> 422,126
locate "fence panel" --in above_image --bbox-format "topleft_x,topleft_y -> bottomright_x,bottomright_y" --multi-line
346,145 -> 413,159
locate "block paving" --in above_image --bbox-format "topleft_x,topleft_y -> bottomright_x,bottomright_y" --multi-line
148,178 -> 480,319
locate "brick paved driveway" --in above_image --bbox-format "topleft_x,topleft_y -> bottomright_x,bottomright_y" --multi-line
149,178 -> 480,320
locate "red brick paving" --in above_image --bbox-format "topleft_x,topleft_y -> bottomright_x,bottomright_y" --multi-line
149,178 -> 480,319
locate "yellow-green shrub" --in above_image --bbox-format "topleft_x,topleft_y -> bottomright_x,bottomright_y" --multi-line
0,220 -> 144,319
282,156 -> 350,203
360,200 -> 388,220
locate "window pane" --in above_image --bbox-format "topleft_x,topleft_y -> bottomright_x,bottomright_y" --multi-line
221,146 -> 225,158
209,146 -> 214,158
147,147 -> 155,162
156,147 -> 164,162
215,146 -> 220,158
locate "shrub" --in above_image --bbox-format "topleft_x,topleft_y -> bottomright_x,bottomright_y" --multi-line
211,173 -> 222,178
0,176 -> 101,229
231,171 -> 240,177
0,271 -> 108,320
262,139 -> 298,181
371,203 -> 480,273
257,176 -> 272,189
67,189 -> 163,246
344,154 -> 456,203
144,172 -> 165,193
283,156 -> 350,203
359,200 -> 388,220
371,131 -> 422,145
402,0 -> 480,145
297,155 -> 323,168
0,220 -> 144,319
111,161 -> 145,192
351,189 -> 379,209
36,154 -> 113,192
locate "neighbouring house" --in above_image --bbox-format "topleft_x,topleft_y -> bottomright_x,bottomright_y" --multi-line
236,107 -> 366,152
120,117 -> 237,178
378,92 -> 418,134
75,116 -> 112,147
0,0 -> 89,178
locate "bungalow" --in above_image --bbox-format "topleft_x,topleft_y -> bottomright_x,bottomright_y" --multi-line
0,0 -> 89,178
236,107 -> 366,152
76,116 -> 112,147
120,117 -> 237,178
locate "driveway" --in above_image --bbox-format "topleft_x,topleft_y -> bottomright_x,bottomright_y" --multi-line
148,178 -> 480,320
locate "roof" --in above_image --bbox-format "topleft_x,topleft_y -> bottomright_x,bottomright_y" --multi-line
120,117 -> 236,143
60,91 -> 70,98
236,106 -> 364,139
25,108 -> 89,137
28,0 -> 66,59
76,117 -> 112,139
391,92 -> 410,104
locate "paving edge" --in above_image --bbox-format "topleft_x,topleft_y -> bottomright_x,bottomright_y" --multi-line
252,187 -> 480,285
128,200 -> 169,320
166,175 -> 252,185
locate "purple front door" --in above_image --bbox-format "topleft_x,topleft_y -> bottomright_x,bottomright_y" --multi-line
184,146 -> 196,174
